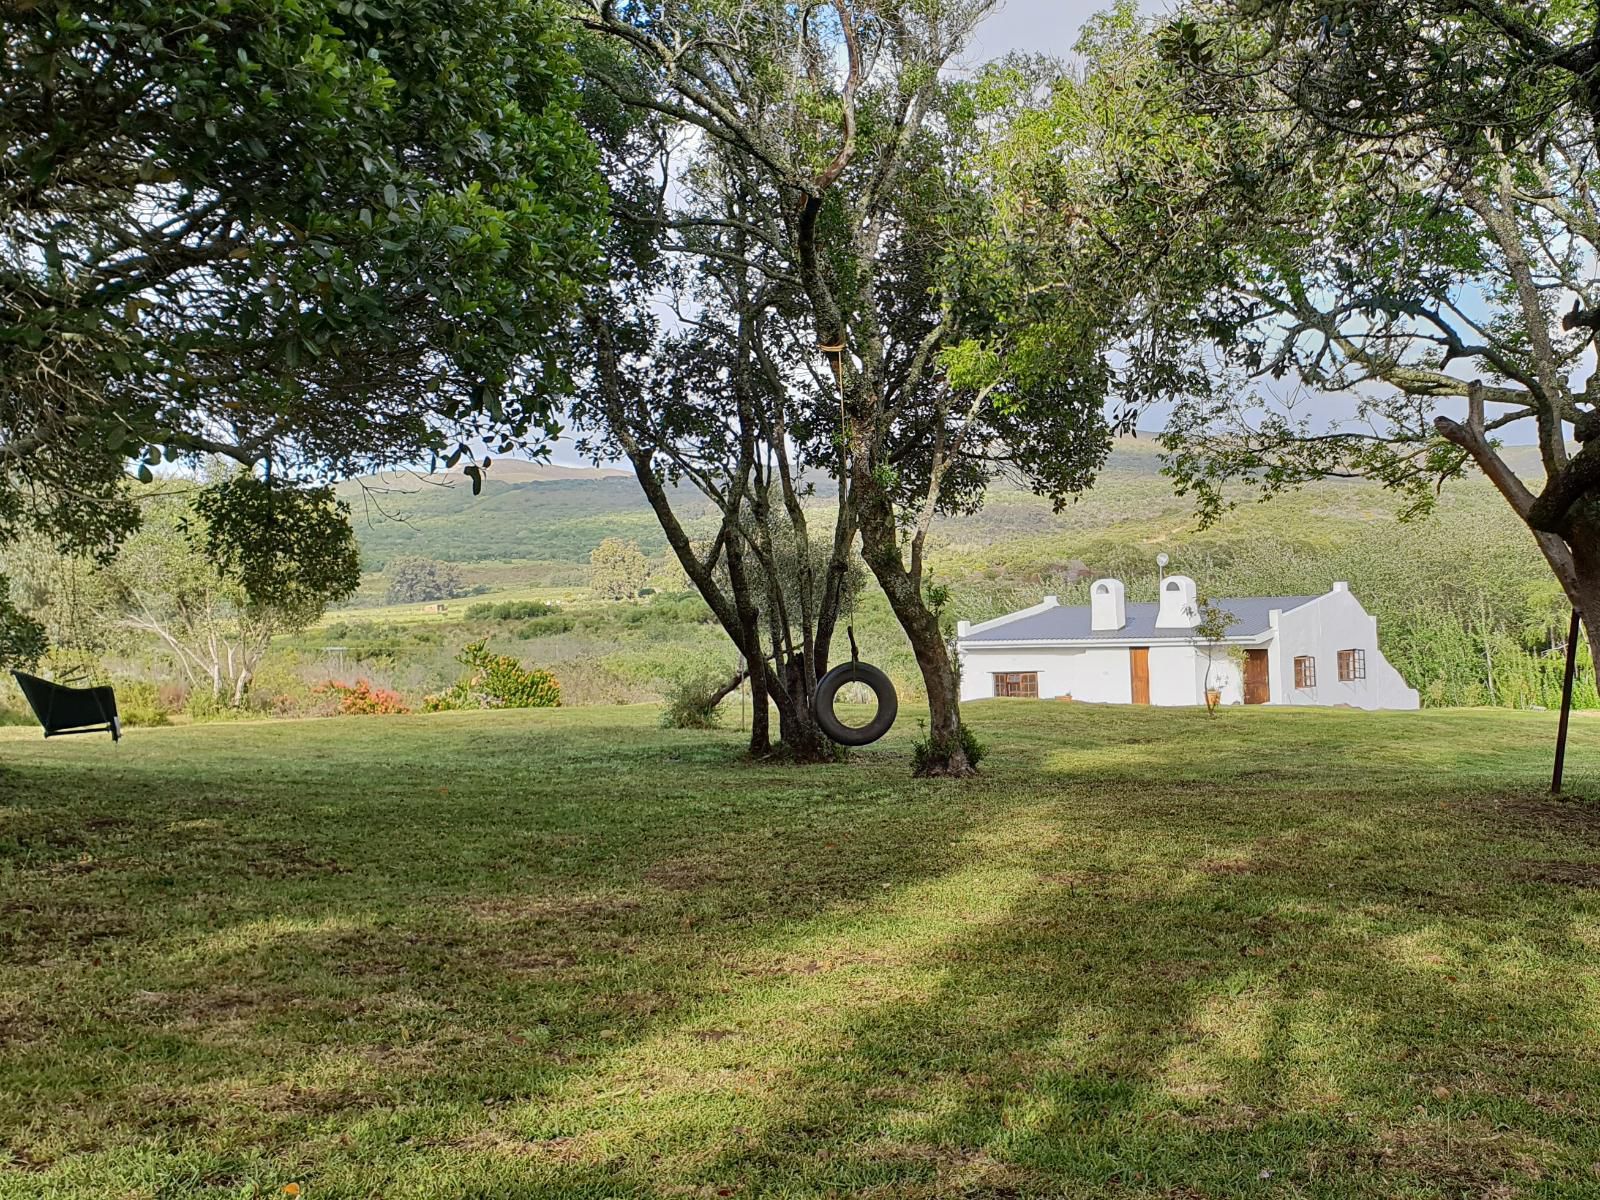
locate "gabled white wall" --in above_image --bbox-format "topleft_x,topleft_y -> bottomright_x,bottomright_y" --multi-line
1273,583 -> 1419,710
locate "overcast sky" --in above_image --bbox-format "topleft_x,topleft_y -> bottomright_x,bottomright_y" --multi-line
961,0 -> 1121,63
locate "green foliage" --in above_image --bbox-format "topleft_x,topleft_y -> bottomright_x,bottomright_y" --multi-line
425,640 -> 560,710
0,577 -> 45,669
2,0 -> 605,590
98,482 -> 357,704
515,614 -> 578,638
114,680 -> 171,728
588,537 -> 651,601
911,722 -> 987,776
189,475 -> 361,617
386,557 -> 468,604
466,599 -> 556,620
659,668 -> 730,730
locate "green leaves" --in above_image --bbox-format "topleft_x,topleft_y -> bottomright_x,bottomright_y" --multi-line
3,0 -> 605,559
188,474 -> 361,614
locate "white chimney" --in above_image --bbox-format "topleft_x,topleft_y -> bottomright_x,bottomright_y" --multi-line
1156,574 -> 1200,629
1042,594 -> 1060,607
1090,578 -> 1126,631
956,620 -> 970,638
1331,581 -> 1348,593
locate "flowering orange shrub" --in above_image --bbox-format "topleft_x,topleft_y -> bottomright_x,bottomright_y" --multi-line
314,679 -> 410,715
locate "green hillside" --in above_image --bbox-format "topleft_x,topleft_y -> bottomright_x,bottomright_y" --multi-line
338,473 -> 704,570
315,437 -> 1574,713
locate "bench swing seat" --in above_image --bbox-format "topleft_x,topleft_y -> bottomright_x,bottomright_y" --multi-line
11,672 -> 121,742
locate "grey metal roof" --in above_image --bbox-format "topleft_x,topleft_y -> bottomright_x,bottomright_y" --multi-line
963,596 -> 1319,644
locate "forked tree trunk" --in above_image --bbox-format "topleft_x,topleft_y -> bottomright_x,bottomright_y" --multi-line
851,446 -> 972,777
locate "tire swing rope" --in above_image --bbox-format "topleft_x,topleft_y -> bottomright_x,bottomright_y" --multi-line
810,336 -> 898,747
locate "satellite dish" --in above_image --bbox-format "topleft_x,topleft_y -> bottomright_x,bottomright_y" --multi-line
1156,552 -> 1169,568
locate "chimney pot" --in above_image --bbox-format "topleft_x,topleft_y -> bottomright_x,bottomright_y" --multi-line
1090,579 -> 1127,631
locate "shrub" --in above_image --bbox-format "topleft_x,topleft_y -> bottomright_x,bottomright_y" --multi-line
117,680 -> 172,728
659,668 -> 731,729
385,556 -> 467,604
465,599 -> 556,621
314,679 -> 411,715
912,723 -> 987,775
424,640 -> 560,711
516,614 -> 576,638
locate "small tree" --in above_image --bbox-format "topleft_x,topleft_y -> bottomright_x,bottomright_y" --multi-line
1192,597 -> 1239,715
588,537 -> 650,601
385,557 -> 467,605
106,479 -> 360,706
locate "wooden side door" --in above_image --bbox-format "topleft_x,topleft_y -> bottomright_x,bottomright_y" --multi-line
1243,648 -> 1270,705
1129,647 -> 1150,705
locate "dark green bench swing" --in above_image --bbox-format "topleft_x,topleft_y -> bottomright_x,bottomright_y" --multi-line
11,671 -> 121,742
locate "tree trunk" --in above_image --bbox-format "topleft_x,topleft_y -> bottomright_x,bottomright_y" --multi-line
852,452 -> 972,777
1565,526 -> 1600,680
766,658 -> 837,762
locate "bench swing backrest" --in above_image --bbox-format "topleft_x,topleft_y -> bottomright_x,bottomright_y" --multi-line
10,672 -> 121,741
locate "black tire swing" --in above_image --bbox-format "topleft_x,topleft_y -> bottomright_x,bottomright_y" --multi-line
812,628 -> 898,747
811,331 -> 899,749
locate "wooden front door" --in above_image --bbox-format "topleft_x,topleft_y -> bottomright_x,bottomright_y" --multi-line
1129,647 -> 1150,705
1243,648 -> 1270,705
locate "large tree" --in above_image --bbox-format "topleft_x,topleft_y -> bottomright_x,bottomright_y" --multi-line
1024,0 -> 1600,670
571,208 -> 863,760
576,0 -> 1112,774
1,0 -> 604,661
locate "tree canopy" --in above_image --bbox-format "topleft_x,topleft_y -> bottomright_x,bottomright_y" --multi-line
1,0 -> 604,563
575,0 -> 1118,773
992,0 -> 1600,665
1,0 -> 605,666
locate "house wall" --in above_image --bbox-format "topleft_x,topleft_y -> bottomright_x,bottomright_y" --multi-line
960,644 -> 1240,706
1196,648 -> 1246,706
1149,644 -> 1201,706
958,645 -> 1134,703
1272,587 -> 1420,710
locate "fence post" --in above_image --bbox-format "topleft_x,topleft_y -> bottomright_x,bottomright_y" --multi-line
1553,608 -> 1582,795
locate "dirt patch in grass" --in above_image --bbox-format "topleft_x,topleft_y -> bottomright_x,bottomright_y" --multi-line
643,855 -> 737,891
1516,859 -> 1600,888
456,1128 -> 602,1164
1489,796 -> 1600,841
1370,1119 -> 1554,1194
1194,855 -> 1284,877
241,844 -> 352,879
858,1139 -> 1043,1195
461,893 -> 642,923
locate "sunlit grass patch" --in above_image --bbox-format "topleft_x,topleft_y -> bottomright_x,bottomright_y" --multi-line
3,702 -> 1600,1196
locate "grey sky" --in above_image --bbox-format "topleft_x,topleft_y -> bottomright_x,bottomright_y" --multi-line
961,0 -> 1115,64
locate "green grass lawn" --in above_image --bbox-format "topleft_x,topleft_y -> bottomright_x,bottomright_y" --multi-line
3,703 -> 1600,1199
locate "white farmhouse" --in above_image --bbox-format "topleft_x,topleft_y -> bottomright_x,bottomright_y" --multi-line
957,575 -> 1419,710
